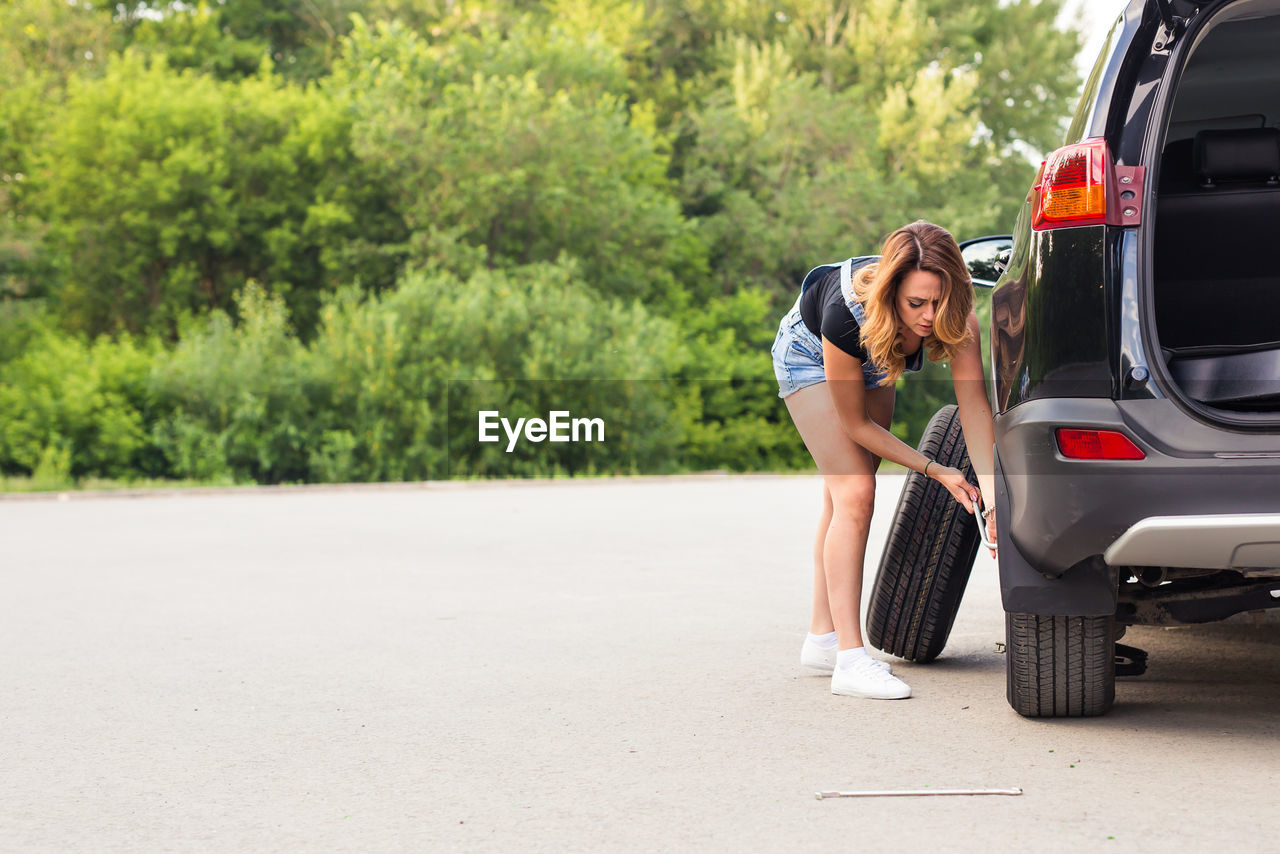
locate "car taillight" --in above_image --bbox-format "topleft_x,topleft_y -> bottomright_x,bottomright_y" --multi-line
1033,139 -> 1109,229
1055,428 -> 1146,460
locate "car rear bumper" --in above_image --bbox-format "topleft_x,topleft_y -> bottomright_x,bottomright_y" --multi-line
1104,514 -> 1280,570
994,397 -> 1280,615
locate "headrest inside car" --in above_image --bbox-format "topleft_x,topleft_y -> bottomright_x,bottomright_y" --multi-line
1193,128 -> 1280,185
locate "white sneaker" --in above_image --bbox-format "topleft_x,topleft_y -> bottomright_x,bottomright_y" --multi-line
831,657 -> 911,699
800,640 -> 892,674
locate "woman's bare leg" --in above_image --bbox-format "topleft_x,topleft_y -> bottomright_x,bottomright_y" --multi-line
809,486 -> 835,634
789,382 -> 896,647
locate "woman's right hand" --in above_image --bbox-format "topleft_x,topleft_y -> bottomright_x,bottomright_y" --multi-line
929,464 -> 979,514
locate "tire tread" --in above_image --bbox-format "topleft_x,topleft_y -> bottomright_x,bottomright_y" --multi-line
1006,612 -> 1115,717
867,405 -> 981,663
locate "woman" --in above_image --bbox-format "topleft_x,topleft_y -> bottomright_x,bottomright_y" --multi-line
770,221 -> 997,700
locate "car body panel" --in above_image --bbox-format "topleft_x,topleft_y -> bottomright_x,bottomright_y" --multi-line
991,226 -> 1111,412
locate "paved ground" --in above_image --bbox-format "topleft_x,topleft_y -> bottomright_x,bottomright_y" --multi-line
2,475 -> 1278,852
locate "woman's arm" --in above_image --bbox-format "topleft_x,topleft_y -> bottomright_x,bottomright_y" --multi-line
949,311 -> 999,553
823,336 -> 980,513
949,312 -> 997,510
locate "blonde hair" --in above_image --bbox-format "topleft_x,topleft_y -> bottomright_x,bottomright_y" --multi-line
851,221 -> 973,386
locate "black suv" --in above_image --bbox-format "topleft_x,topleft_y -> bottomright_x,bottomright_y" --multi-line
990,0 -> 1280,716
867,0 -> 1280,717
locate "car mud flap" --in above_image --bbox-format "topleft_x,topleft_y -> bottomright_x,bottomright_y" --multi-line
995,448 -> 1119,616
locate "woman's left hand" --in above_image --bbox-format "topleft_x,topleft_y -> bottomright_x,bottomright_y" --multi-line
931,465 -> 979,513
984,511 -> 998,559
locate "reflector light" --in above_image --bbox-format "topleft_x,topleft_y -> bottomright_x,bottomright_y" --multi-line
1056,428 -> 1146,460
1033,138 -> 1109,229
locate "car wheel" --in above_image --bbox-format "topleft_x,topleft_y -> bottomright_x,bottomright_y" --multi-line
866,404 -> 980,663
1005,612 -> 1116,717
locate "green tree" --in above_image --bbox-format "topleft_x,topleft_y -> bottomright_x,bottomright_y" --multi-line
113,0 -> 374,82
0,0 -> 120,303
680,38 -> 912,300
28,52 -> 402,337
771,0 -> 1081,226
330,17 -> 707,307
124,3 -> 269,80
0,74 -> 48,302
0,0 -> 118,85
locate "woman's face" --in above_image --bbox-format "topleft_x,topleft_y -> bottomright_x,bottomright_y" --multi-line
895,269 -> 944,338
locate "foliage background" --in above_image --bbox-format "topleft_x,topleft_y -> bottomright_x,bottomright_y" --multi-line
0,0 -> 1082,486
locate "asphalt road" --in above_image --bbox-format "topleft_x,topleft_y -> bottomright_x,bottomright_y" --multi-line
3,475 -> 1278,852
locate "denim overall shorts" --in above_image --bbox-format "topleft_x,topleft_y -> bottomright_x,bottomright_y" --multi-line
770,256 -> 924,398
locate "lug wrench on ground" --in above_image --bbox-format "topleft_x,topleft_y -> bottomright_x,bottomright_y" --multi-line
816,787 -> 1022,799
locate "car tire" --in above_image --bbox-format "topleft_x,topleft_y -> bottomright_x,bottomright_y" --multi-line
1005,612 -> 1116,717
866,404 -> 981,663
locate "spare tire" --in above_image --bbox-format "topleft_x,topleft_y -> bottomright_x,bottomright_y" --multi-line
866,404 -> 980,663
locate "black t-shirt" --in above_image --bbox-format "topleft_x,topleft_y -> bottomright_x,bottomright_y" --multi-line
798,266 -> 870,361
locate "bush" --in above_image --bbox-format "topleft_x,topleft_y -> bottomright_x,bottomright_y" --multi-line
0,315 -> 157,479
673,288 -> 813,472
308,260 -> 687,479
149,284 -> 313,483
